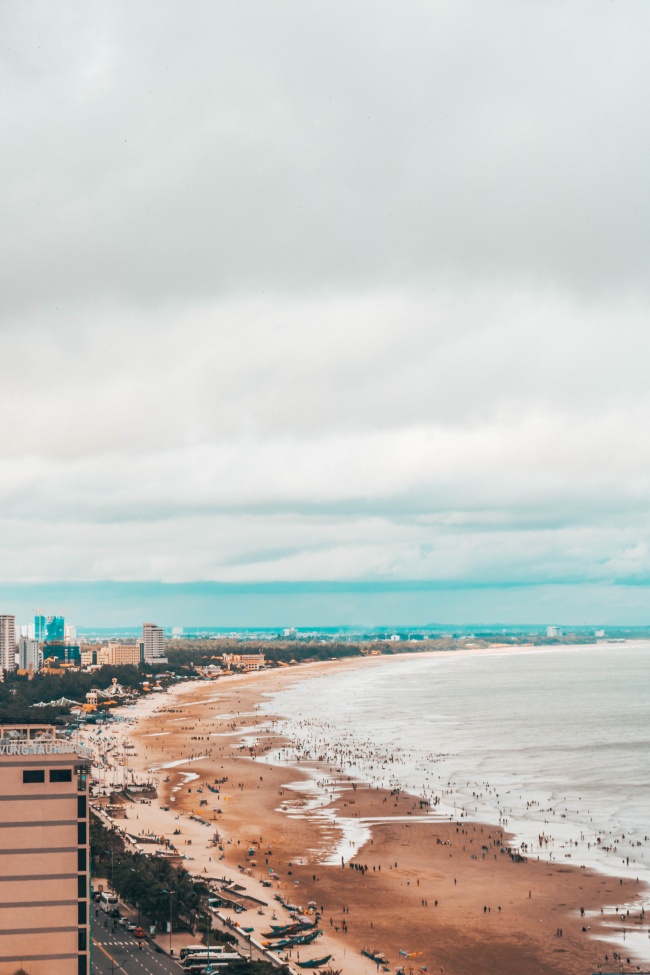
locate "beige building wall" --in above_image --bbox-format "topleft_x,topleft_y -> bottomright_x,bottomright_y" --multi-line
0,725 -> 90,975
222,652 -> 265,670
99,643 -> 141,667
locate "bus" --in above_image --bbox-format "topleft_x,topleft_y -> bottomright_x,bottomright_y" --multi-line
181,958 -> 231,973
180,946 -> 208,960
99,891 -> 118,912
180,946 -> 240,961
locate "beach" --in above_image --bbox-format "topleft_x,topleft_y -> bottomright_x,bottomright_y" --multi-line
90,655 -> 649,975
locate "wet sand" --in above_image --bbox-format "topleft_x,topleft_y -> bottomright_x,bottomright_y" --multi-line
95,661 -> 649,975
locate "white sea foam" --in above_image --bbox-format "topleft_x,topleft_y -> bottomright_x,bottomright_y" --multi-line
260,643 -> 650,898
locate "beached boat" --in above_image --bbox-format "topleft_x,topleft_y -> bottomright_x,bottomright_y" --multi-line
267,929 -> 322,950
262,924 -> 302,938
361,949 -> 389,965
296,956 -> 332,969
264,919 -> 315,937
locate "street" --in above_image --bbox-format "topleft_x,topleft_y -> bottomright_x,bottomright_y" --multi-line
91,912 -> 182,975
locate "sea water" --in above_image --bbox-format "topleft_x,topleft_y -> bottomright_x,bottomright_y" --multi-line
260,642 -> 650,894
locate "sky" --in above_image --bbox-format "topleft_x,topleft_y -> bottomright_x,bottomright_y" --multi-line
2,1 -> 650,627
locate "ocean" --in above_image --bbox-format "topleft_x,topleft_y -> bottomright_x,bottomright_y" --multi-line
260,642 -> 650,895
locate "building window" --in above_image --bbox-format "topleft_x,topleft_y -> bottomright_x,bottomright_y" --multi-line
77,794 -> 87,818
78,955 -> 88,975
78,874 -> 87,898
78,928 -> 87,950
75,764 -> 89,792
77,848 -> 87,872
23,769 -> 45,783
78,901 -> 87,925
77,821 -> 87,845
50,768 -> 73,782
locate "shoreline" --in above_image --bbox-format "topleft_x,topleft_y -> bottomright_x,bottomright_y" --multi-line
88,656 -> 650,975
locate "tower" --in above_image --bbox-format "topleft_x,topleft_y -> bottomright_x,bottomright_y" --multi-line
0,615 -> 16,673
141,622 -> 165,663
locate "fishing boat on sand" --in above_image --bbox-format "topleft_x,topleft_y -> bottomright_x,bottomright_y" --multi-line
296,956 -> 332,969
266,930 -> 322,950
361,948 -> 389,965
263,919 -> 315,938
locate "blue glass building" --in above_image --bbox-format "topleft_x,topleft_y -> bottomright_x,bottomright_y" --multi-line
34,614 -> 46,642
45,615 -> 65,642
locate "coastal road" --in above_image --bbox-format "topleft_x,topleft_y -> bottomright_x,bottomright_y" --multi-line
91,915 -> 181,975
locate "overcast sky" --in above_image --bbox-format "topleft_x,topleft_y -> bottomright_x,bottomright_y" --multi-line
2,1 -> 650,625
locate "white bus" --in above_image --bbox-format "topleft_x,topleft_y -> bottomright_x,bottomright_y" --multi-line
99,891 -> 118,912
180,946 -> 239,961
181,958 -> 231,973
180,946 -> 208,960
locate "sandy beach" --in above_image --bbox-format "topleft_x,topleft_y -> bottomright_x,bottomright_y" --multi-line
90,658 -> 649,975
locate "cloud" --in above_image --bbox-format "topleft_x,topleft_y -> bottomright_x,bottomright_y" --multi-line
0,2 -> 649,620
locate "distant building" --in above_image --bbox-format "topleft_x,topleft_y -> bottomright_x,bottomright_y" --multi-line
46,615 -> 65,642
221,652 -> 265,671
97,643 -> 142,667
34,614 -> 47,642
0,723 -> 91,974
80,648 -> 97,668
18,635 -> 42,673
546,625 -> 563,638
142,623 -> 167,664
42,643 -> 81,665
65,624 -> 77,642
0,615 -> 16,673
171,627 -> 184,637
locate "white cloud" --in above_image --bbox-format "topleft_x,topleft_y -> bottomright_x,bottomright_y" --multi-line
1,2 -> 650,612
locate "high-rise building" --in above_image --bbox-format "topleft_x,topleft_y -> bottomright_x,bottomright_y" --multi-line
34,614 -> 47,642
65,624 -> 77,642
141,622 -> 166,663
0,615 -> 16,673
43,644 -> 81,666
0,724 -> 91,974
46,616 -> 65,642
18,636 -> 42,673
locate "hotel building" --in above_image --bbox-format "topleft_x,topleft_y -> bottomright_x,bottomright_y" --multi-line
141,622 -> 166,664
0,616 -> 16,674
0,725 -> 92,975
221,652 -> 265,671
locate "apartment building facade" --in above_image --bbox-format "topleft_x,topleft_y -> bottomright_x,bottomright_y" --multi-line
0,725 -> 91,975
141,623 -> 166,664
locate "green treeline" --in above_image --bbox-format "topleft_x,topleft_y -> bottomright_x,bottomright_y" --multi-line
91,811 -> 209,930
0,665 -> 144,724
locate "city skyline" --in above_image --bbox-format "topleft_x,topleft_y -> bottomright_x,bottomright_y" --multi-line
2,3 -> 650,624
2,579 -> 650,629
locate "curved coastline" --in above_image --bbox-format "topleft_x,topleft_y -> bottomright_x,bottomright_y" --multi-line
260,645 -> 650,884
96,651 -> 650,975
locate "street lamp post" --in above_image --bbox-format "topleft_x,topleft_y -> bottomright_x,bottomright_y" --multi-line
198,910 -> 212,973
163,889 -> 175,953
